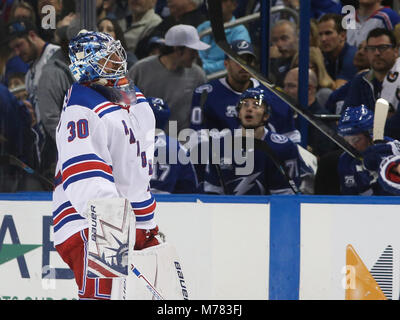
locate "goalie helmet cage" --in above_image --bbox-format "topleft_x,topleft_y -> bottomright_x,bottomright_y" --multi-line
206,0 -> 361,160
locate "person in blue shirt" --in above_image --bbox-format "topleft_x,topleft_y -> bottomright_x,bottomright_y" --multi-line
337,104 -> 392,195
197,0 -> 251,75
317,13 -> 358,89
203,87 -> 302,195
0,83 -> 42,191
148,97 -> 199,194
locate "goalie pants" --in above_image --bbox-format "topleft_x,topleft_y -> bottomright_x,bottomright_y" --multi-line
55,227 -> 160,300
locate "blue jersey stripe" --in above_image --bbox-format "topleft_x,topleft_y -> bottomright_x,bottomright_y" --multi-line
63,153 -> 106,170
135,213 -> 154,222
54,214 -> 86,232
53,201 -> 73,217
131,195 -> 155,209
63,171 -> 115,190
98,106 -> 121,118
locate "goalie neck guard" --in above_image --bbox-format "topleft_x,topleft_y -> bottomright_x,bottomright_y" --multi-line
69,30 -> 127,83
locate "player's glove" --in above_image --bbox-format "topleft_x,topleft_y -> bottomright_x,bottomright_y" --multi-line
134,226 -> 162,250
362,140 -> 400,171
378,155 -> 400,195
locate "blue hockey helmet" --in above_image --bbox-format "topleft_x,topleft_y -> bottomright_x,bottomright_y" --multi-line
148,97 -> 171,130
237,87 -> 271,114
68,30 -> 127,83
337,105 -> 374,136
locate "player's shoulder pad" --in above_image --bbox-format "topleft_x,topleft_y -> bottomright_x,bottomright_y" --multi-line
66,83 -> 108,111
134,85 -> 148,104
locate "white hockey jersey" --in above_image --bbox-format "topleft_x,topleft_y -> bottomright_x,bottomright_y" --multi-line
52,82 -> 156,246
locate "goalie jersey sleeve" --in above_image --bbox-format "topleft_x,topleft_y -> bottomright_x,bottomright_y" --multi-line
53,83 -> 156,245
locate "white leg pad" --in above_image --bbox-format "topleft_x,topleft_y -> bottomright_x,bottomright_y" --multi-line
126,242 -> 189,300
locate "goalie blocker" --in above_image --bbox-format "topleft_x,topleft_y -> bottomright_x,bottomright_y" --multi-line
83,197 -> 188,300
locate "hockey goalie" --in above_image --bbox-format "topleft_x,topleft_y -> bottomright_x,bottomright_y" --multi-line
52,30 -> 187,300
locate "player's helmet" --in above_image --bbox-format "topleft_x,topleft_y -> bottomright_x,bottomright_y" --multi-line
148,97 -> 171,130
236,87 -> 271,114
68,30 -> 127,83
337,105 -> 374,136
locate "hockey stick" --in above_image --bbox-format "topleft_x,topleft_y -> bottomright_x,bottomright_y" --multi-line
206,0 -> 361,160
373,98 -> 389,143
130,264 -> 164,300
0,154 -> 54,190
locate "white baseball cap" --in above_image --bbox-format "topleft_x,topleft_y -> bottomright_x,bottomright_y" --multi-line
164,24 -> 210,51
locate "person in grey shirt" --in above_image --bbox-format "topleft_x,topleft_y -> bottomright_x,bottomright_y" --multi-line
128,24 -> 209,136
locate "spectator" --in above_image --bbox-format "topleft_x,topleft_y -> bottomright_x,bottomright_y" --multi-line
269,20 -> 299,88
97,0 -> 127,20
318,13 -> 358,89
128,24 -> 208,136
97,17 -> 137,69
7,18 -> 60,172
148,97 -> 199,194
0,83 -> 44,191
203,87 -> 303,195
9,1 -> 36,25
7,18 -> 60,123
290,46 -> 336,107
138,0 -> 207,59
197,0 -> 251,75
343,28 -> 399,137
325,40 -> 371,115
146,36 -> 166,56
190,39 -> 300,143
346,0 -> 400,48
119,0 -> 162,58
8,72 -> 29,105
337,105 -> 392,195
35,24 -> 77,181
283,67 -> 336,158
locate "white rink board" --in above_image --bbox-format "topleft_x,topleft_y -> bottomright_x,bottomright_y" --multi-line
299,203 -> 400,300
0,199 -> 270,300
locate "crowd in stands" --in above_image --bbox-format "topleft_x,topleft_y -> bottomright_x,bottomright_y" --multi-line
1,0 -> 400,196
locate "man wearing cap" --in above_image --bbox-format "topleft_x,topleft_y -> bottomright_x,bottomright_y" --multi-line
128,24 -> 208,136
7,18 -> 60,180
7,18 -> 60,123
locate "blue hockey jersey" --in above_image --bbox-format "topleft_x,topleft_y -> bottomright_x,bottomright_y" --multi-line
203,128 -> 302,195
150,132 -> 198,193
190,77 -> 301,143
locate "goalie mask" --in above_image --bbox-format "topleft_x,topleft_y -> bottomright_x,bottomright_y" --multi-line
337,105 -> 373,136
69,30 -> 127,83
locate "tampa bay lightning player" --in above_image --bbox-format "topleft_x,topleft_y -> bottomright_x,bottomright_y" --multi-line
148,97 -> 198,194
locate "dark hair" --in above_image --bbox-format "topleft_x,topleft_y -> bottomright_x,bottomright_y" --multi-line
97,17 -> 129,51
6,18 -> 38,42
367,28 -> 397,47
318,13 -> 345,34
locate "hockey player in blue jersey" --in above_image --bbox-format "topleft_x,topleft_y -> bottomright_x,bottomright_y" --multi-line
337,105 -> 393,195
203,87 -> 302,195
189,39 -> 300,144
148,97 -> 198,194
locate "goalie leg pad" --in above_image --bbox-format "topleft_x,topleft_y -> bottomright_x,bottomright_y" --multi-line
127,242 -> 189,300
84,198 -> 135,278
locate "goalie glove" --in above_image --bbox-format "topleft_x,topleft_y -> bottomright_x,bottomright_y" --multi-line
135,226 -> 162,250
363,140 -> 400,171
